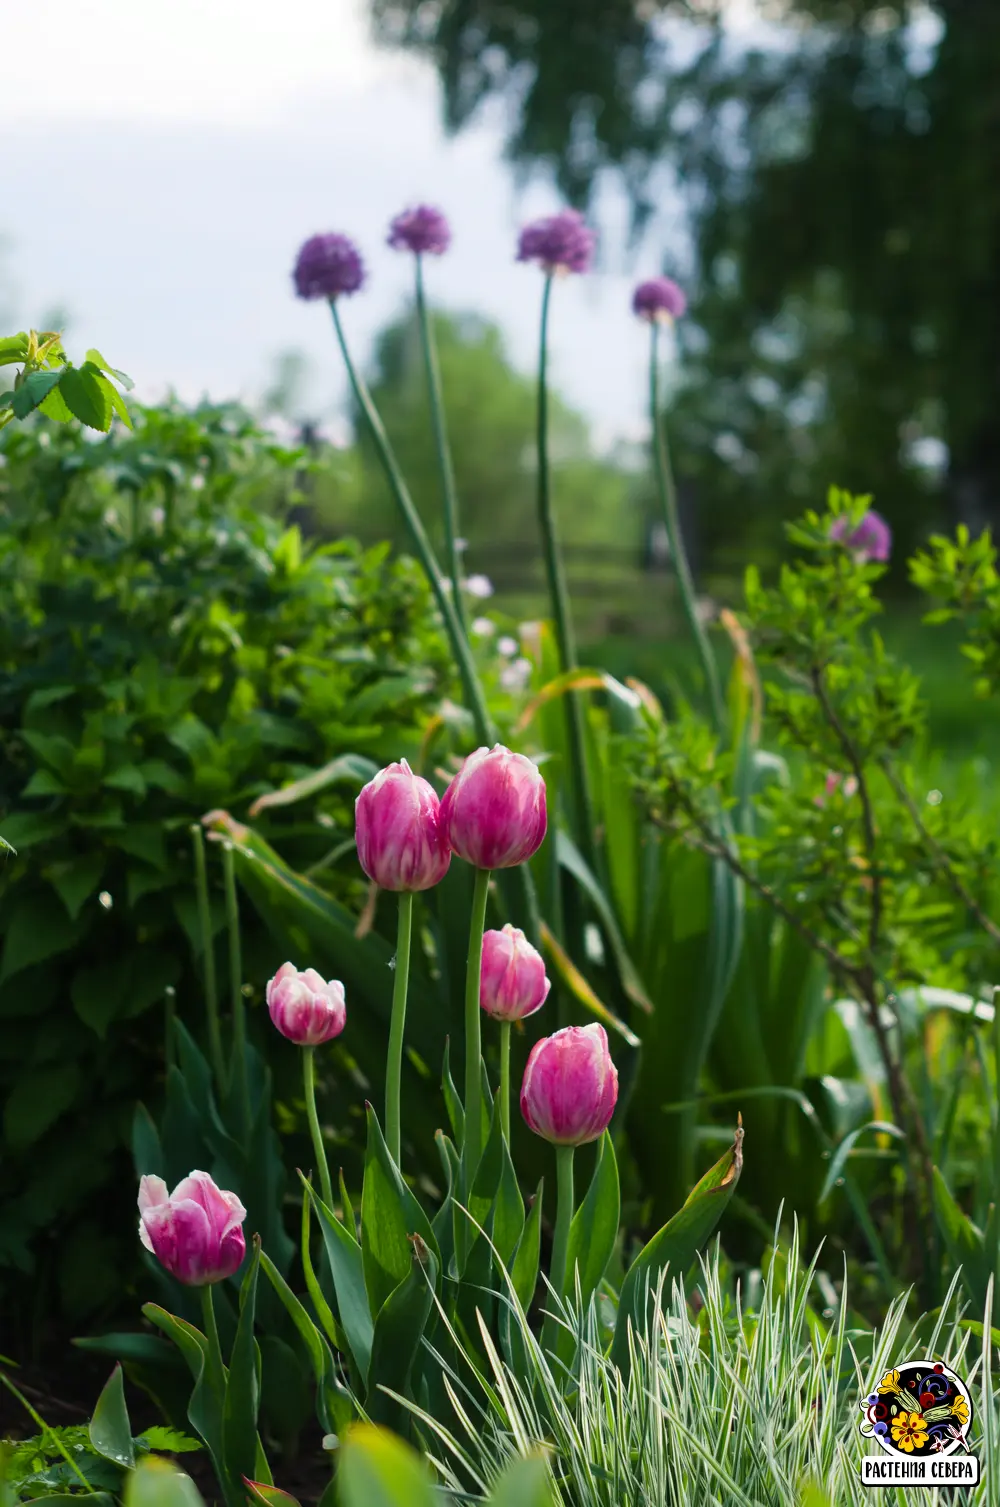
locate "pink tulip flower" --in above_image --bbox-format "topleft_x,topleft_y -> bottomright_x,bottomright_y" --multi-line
265,962 -> 347,1046
355,759 -> 452,891
480,924 -> 551,1021
520,1023 -> 618,1146
440,744 -> 547,870
138,1171 -> 247,1285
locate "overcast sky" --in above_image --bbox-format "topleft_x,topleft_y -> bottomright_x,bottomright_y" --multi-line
0,0 -> 697,449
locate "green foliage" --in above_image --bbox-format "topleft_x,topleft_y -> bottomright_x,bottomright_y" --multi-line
0,405 -> 451,1333
0,332 -> 132,435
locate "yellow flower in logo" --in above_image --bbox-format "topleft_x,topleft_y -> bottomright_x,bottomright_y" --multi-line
891,1413 -> 929,1453
952,1394 -> 970,1427
878,1370 -> 902,1395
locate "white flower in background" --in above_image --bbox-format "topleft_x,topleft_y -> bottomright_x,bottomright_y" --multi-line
454,537 -> 469,553
500,657 -> 533,692
471,616 -> 495,638
497,635 -> 519,658
150,506 -> 166,528
465,574 -> 494,599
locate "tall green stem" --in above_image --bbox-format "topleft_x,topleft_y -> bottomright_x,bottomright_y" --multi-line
463,868 -> 492,1180
222,842 -> 250,1138
200,1284 -> 226,1391
550,1143 -> 576,1305
649,322 -> 724,733
329,298 -> 489,741
499,1021 -> 512,1146
191,825 -> 225,1097
415,255 -> 466,635
386,891 -> 414,1167
535,276 -> 596,866
303,1046 -> 334,1209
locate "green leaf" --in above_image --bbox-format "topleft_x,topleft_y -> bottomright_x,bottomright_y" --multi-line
564,1131 -> 619,1309
247,753 -> 378,818
0,810 -> 63,849
0,333 -> 29,365
366,1238 -> 438,1419
0,892 -> 88,982
932,1166 -> 989,1307
361,1105 -> 439,1318
89,1364 -> 136,1469
492,1131 -> 525,1271
487,1453 -> 553,1507
58,363 -> 113,431
104,764 -> 148,797
85,349 -> 135,390
11,368 -> 64,418
336,1425 -> 438,1507
124,1458 -> 204,1507
611,1124 -> 744,1372
243,1482 -> 300,1507
3,1062 -> 81,1148
48,853 -> 106,920
441,1038 -> 464,1144
136,1428 -> 202,1454
39,383 -> 76,423
818,1120 -> 904,1203
303,1179 -> 374,1381
222,1240 -> 265,1497
141,1306 -> 225,1496
258,1248 -> 348,1437
511,1180 -> 543,1314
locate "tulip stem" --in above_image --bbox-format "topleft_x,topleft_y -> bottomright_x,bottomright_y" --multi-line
551,1143 -> 575,1308
649,322 -> 724,733
222,842 -> 250,1139
199,1283 -> 226,1390
415,254 -> 466,637
464,867 -> 492,1180
190,824 -> 225,1099
499,1022 -> 512,1146
386,890 -> 414,1168
303,1045 -> 334,1210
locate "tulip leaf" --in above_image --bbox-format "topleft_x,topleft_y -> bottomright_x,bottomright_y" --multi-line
337,1424 -> 438,1507
141,1305 -> 226,1490
538,923 -> 640,1048
431,1130 -> 460,1278
124,1459 -> 203,1507
565,1131 -> 619,1312
243,1482 -> 302,1507
303,1178 -> 373,1382
611,1122 -> 744,1372
366,1239 -> 439,1421
247,752 -> 378,817
492,1129 -> 526,1271
487,1452 -> 554,1507
222,1239 -> 268,1495
258,1247 -> 350,1437
361,1105 -> 439,1318
932,1165 -> 989,1308
511,1179 -> 544,1314
441,1038 -> 465,1144
88,1363 -> 136,1469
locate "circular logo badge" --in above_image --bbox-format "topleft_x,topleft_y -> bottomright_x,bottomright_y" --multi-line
860,1360 -> 972,1459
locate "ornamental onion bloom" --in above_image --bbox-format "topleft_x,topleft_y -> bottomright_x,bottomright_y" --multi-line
138,1171 -> 246,1286
265,962 -> 347,1046
293,233 -> 365,300
520,1023 -> 618,1146
355,759 -> 451,891
480,924 -> 551,1022
387,204 -> 451,256
440,744 -> 547,870
516,209 -> 595,276
829,508 -> 891,563
632,276 -> 687,323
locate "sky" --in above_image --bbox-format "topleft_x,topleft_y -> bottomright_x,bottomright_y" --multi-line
0,0 -> 691,451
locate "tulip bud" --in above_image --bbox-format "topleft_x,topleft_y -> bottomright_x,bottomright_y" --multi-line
480,924 -> 550,1022
138,1171 -> 246,1285
355,759 -> 451,892
440,744 -> 547,870
266,962 -> 346,1046
520,1024 -> 618,1146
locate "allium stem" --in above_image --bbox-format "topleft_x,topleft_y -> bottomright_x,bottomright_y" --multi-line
550,1143 -> 575,1307
329,298 -> 489,741
222,841 -> 250,1139
191,824 -> 225,1098
499,1020 -> 512,1146
386,890 -> 414,1167
535,275 -> 596,866
303,1045 -> 334,1210
415,255 -> 466,636
464,867 -> 492,1180
649,322 -> 724,733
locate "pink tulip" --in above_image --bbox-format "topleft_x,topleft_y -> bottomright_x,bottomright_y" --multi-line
265,962 -> 347,1046
355,759 -> 451,891
520,1024 -> 618,1147
440,744 -> 547,870
480,924 -> 550,1021
138,1171 -> 246,1285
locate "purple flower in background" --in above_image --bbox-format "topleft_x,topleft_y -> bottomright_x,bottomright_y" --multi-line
516,209 -> 595,276
633,276 -> 687,323
388,204 -> 452,256
829,508 -> 892,563
293,233 -> 365,300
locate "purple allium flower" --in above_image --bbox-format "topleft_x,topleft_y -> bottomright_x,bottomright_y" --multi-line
516,209 -> 595,276
829,508 -> 892,564
293,233 -> 365,300
632,276 -> 687,323
387,204 -> 451,256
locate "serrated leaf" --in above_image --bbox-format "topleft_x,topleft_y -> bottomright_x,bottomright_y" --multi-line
136,1428 -> 202,1454
11,368 -> 64,418
59,364 -> 113,431
40,383 -> 76,423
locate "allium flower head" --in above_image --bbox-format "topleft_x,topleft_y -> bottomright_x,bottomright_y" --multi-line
387,204 -> 452,256
632,276 -> 687,323
516,209 -> 595,276
293,233 -> 365,300
829,508 -> 891,564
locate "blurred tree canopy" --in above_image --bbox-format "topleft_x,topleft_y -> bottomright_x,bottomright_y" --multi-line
368,0 -> 1000,570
